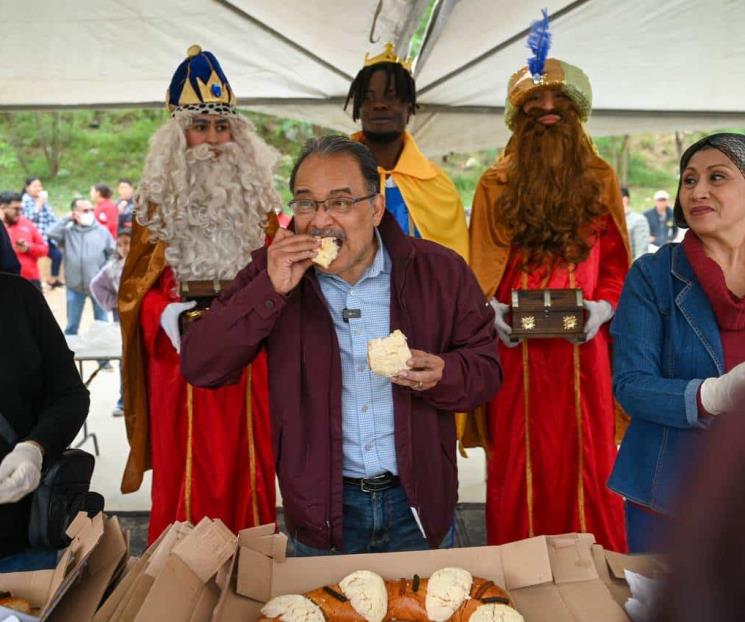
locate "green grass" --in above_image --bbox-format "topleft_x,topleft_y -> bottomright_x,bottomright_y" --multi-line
1,110 -> 742,217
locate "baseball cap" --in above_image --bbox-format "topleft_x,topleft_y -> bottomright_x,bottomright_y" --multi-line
653,190 -> 670,201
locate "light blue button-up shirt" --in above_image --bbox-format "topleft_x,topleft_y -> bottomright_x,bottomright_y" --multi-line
316,229 -> 398,478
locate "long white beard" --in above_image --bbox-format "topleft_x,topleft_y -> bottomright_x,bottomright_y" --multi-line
136,116 -> 279,282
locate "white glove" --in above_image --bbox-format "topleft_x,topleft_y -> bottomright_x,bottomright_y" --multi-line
583,300 -> 614,342
700,361 -> 745,416
160,301 -> 197,354
0,441 -> 44,504
489,298 -> 520,348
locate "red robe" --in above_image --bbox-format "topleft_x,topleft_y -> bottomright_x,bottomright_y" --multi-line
485,215 -> 627,551
137,266 -> 275,542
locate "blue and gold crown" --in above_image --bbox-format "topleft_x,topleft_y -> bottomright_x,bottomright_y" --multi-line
166,45 -> 236,113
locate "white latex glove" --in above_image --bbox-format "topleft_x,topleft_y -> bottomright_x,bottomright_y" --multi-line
700,361 -> 745,416
160,301 -> 197,354
583,300 -> 614,342
489,298 -> 520,348
0,441 -> 44,504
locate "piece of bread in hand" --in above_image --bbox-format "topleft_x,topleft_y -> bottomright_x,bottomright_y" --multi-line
368,329 -> 412,378
312,237 -> 339,269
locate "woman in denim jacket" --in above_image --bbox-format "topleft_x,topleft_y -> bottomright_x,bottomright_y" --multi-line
608,133 -> 745,552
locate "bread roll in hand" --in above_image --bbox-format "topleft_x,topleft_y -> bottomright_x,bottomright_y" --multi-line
368,330 -> 412,378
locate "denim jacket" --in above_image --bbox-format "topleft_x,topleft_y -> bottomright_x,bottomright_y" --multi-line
608,243 -> 724,513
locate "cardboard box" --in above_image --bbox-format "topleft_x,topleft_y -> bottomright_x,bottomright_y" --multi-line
593,545 -> 666,610
93,518 -> 236,622
0,512 -> 111,621
214,525 -> 633,622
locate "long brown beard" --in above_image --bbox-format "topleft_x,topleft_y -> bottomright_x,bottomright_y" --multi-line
498,106 -> 607,268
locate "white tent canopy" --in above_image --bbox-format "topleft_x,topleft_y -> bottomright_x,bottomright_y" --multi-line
4,0 -> 745,155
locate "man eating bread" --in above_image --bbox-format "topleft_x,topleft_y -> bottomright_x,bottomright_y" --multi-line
181,135 -> 501,555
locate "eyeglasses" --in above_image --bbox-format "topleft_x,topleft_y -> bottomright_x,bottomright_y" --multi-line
288,193 -> 377,217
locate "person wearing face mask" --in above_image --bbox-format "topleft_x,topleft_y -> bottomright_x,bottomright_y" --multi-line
609,133 -> 745,553
47,198 -> 115,335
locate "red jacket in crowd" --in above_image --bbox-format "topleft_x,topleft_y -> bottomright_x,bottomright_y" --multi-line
95,199 -> 118,239
4,217 -> 48,281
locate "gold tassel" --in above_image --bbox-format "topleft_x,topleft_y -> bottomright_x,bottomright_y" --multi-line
569,270 -> 587,532
185,383 -> 194,523
245,366 -> 260,526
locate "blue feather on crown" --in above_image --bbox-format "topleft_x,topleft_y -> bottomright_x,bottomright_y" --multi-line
527,9 -> 552,84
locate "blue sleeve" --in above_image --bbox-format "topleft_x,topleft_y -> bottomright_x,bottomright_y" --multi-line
610,259 -> 707,429
0,225 -> 21,275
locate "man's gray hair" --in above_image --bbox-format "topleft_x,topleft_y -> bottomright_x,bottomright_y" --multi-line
289,135 -> 380,195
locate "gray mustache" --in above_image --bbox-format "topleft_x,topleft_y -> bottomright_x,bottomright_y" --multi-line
309,228 -> 346,240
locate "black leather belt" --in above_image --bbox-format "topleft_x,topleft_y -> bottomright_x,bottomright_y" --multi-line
343,471 -> 400,493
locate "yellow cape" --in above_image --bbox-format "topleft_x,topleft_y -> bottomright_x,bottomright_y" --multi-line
352,131 -> 469,261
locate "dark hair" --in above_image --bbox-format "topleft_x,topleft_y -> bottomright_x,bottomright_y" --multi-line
289,135 -> 380,195
117,227 -> 132,238
621,187 -> 630,199
118,179 -> 133,187
23,176 -> 40,192
673,132 -> 745,228
70,197 -> 85,210
0,191 -> 23,205
94,183 -> 112,199
344,62 -> 417,122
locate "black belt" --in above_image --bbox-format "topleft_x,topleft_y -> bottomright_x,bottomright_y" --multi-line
343,471 -> 400,493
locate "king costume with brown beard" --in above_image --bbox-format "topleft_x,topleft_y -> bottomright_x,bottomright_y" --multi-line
118,46 -> 280,542
468,41 -> 631,553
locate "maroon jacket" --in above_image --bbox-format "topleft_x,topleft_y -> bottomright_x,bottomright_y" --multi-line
181,213 -> 501,550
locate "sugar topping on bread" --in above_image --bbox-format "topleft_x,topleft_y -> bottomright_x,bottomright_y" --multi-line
261,594 -> 325,622
339,570 -> 388,622
425,567 -> 474,622
468,603 -> 525,622
312,237 -> 339,269
367,329 -> 412,378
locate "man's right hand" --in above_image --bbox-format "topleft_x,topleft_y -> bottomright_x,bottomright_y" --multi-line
267,228 -> 320,295
489,298 -> 520,348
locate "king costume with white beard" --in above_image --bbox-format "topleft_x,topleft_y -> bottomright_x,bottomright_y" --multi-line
118,46 -> 280,542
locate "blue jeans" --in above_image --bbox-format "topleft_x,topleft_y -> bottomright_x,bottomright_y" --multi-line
0,548 -> 58,573
65,288 -> 108,335
290,483 -> 456,556
625,501 -> 670,553
48,240 -> 62,277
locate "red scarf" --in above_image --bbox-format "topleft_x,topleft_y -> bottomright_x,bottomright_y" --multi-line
683,231 -> 745,331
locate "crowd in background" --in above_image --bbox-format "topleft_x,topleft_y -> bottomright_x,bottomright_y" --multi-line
1,177 -> 135,416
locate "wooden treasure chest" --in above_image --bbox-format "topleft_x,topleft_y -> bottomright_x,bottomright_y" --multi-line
509,288 -> 585,342
178,279 -> 233,334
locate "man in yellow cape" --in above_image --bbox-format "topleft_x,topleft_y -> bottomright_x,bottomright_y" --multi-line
346,43 -> 468,262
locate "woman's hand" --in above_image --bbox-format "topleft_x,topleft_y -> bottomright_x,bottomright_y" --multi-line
0,441 -> 43,504
700,361 -> 745,415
